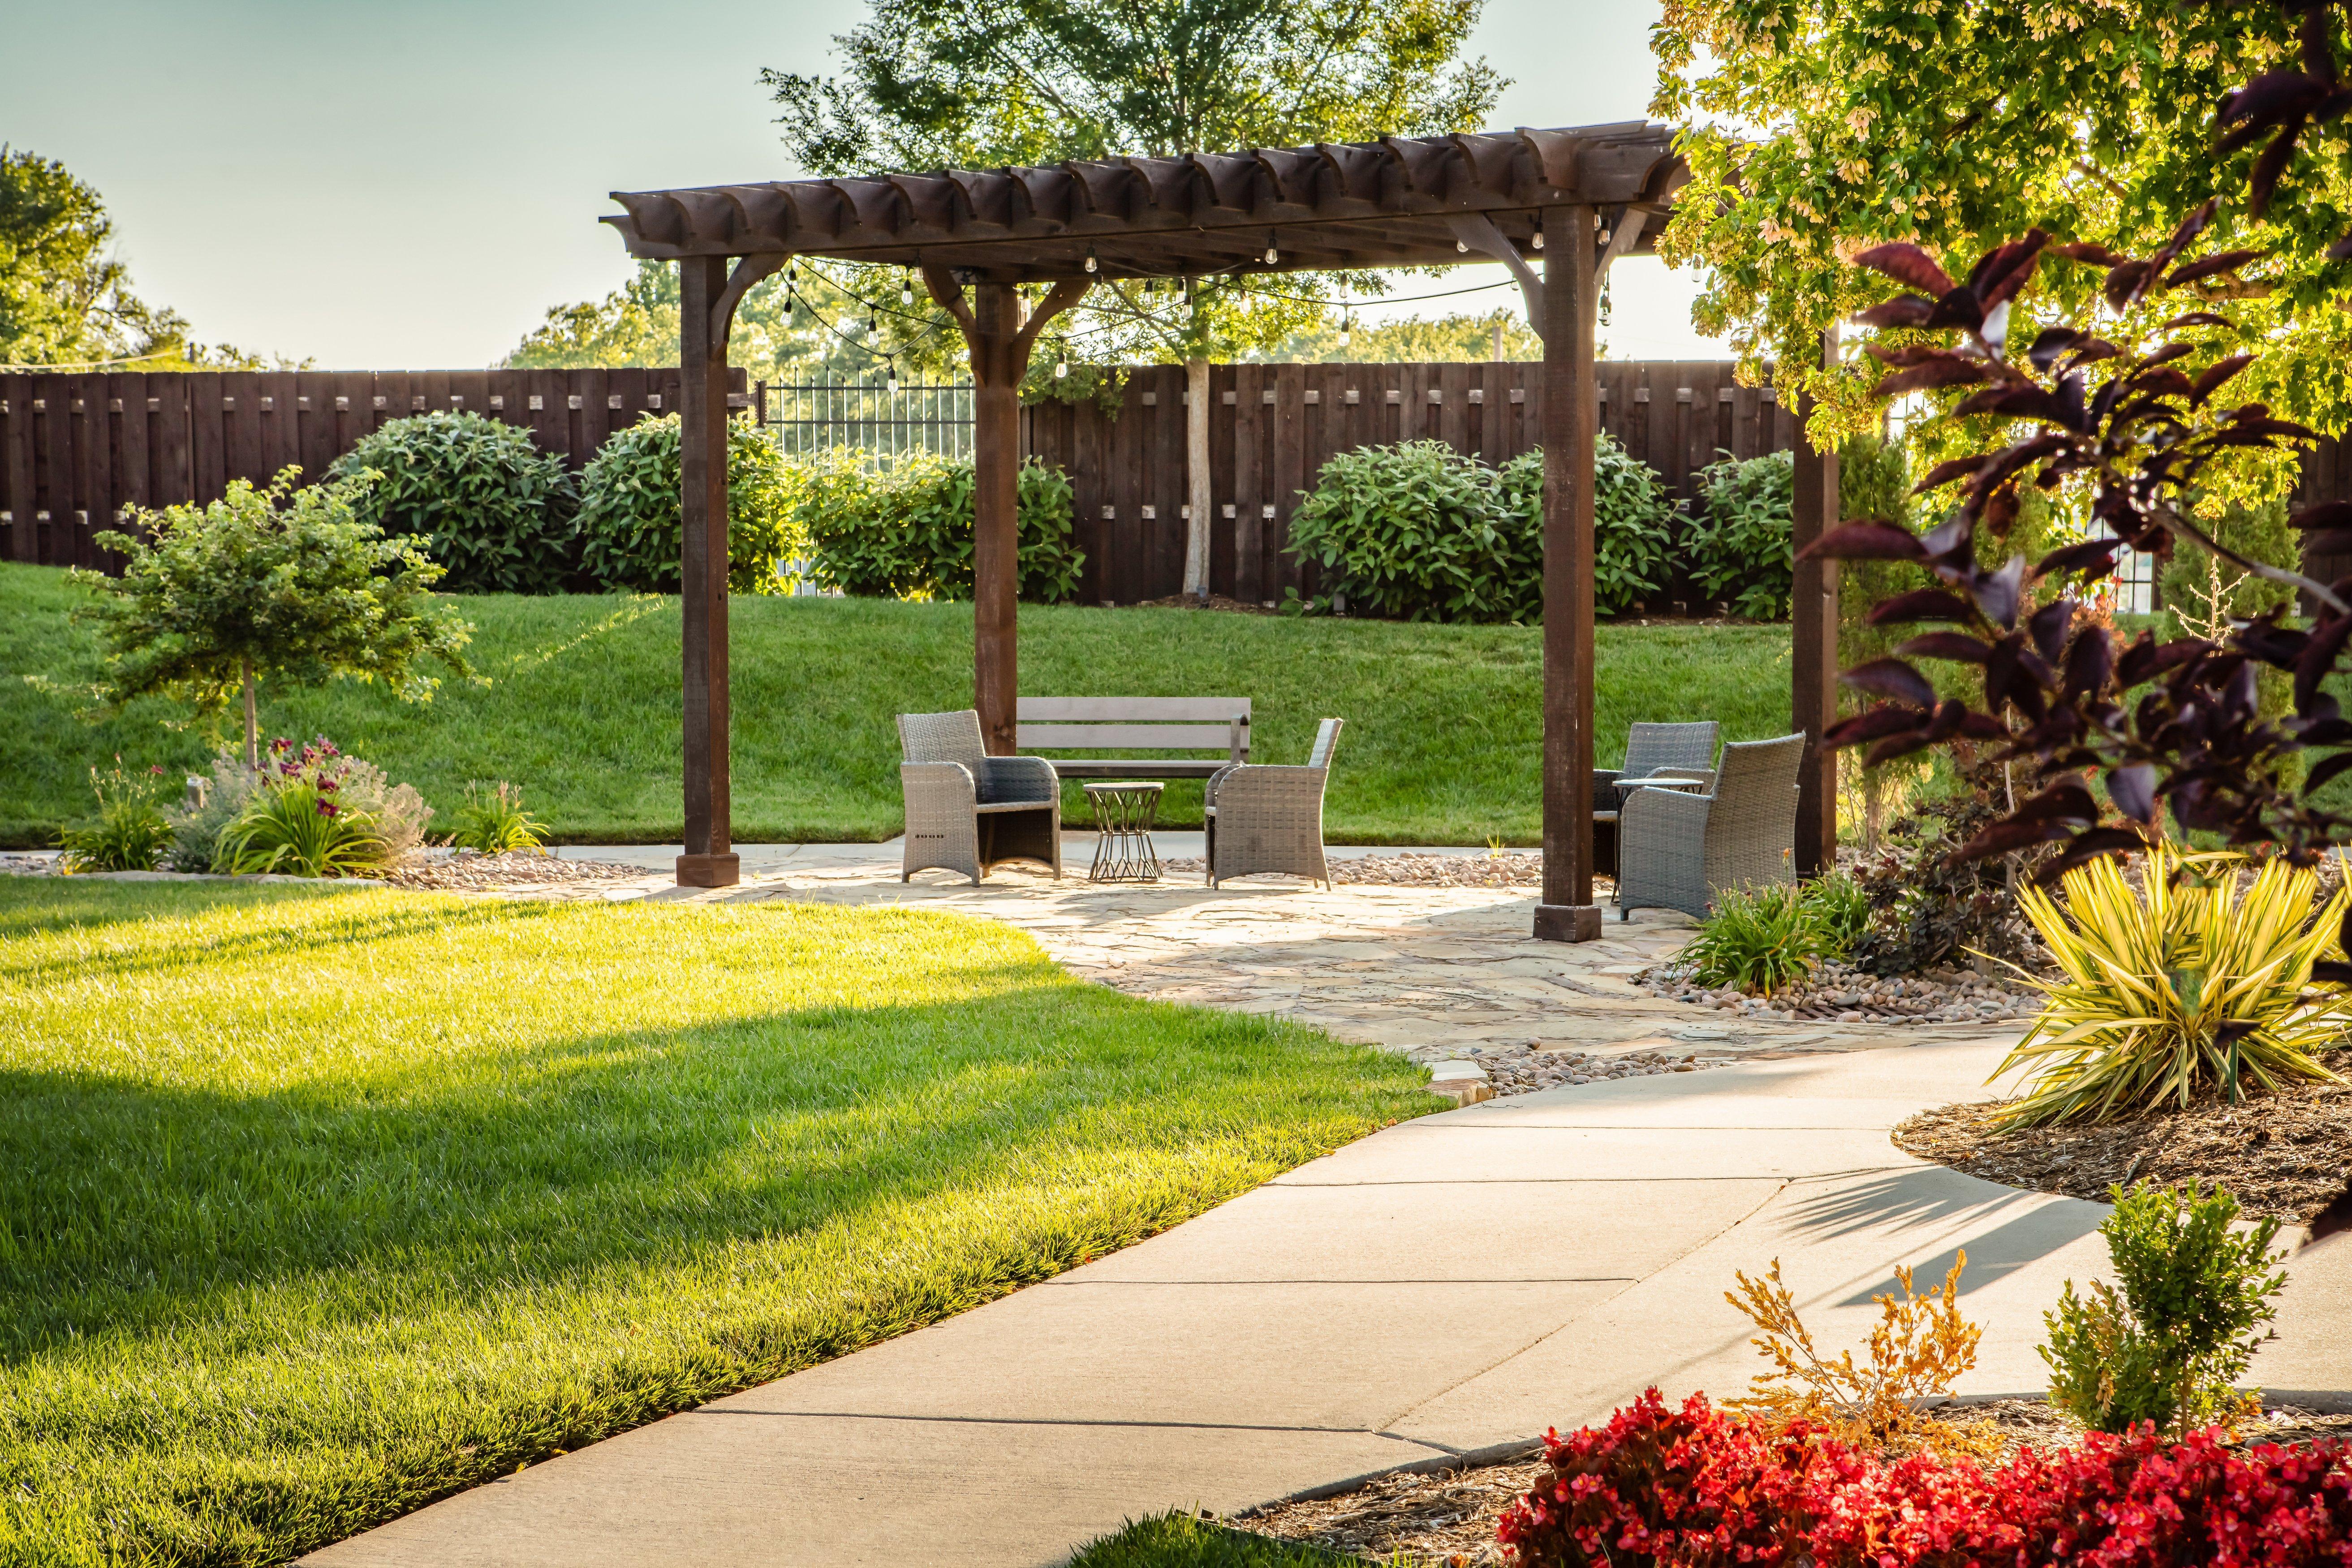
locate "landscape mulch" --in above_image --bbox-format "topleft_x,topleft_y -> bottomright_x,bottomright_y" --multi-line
1894,1053 -> 2352,1225
1161,851 -> 1546,889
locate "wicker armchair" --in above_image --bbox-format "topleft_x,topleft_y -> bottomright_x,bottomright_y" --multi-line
1592,721 -> 1719,877
1203,718 -> 1343,888
1614,732 -> 1806,919
897,710 -> 1063,883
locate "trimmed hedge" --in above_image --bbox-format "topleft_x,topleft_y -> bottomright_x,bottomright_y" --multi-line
1285,437 -> 1674,623
575,414 -> 801,593
798,450 -> 1084,603
327,412 -> 579,594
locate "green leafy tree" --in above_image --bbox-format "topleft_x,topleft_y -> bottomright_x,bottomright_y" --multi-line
762,0 -> 1503,369
2,145 -> 289,371
73,469 -> 473,767
1650,4 -> 2351,462
506,258 -> 889,385
1266,308 -> 1542,363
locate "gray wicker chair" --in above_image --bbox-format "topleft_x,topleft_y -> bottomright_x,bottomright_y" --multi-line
1614,732 -> 1806,919
1592,721 -> 1719,877
897,710 -> 1063,883
1203,718 -> 1343,888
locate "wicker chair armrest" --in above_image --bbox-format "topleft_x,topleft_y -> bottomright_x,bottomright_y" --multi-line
979,754 -> 1059,804
901,761 -> 976,802
1214,765 -> 1329,810
1591,768 -> 1624,812
1620,779 -> 1713,838
1204,762 -> 1243,808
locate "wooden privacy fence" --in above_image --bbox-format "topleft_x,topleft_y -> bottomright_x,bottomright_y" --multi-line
1021,358 -> 1802,606
0,366 -> 748,569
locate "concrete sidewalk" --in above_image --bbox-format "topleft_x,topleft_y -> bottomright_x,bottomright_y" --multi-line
303,1035 -> 2352,1568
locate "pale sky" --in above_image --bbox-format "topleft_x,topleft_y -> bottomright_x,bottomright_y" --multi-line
4,0 -> 1719,368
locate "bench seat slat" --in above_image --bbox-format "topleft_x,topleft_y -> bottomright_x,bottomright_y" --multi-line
1019,697 -> 1250,722
1019,723 -> 1242,750
1051,759 -> 1229,779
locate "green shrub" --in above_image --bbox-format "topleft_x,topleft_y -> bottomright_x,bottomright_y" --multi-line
215,781 -> 391,878
1683,874 -> 1872,994
797,449 -> 1084,603
327,413 -> 579,594
576,415 -> 800,594
1686,449 -> 1794,619
445,781 -> 547,853
56,759 -> 174,872
168,738 -> 428,873
2042,1181 -> 2285,1437
1285,436 -> 1672,623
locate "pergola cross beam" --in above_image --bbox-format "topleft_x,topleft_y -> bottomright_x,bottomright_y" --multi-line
611,120 -> 1844,936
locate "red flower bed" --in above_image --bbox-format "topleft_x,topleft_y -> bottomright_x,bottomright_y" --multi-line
1498,1389 -> 2352,1567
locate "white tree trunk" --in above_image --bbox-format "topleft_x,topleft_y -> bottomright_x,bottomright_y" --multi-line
1185,356 -> 1212,600
241,655 -> 258,770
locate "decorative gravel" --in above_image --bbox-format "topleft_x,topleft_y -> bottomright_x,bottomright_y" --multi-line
1461,1042 -> 1737,1094
380,849 -> 650,891
1640,956 -> 2042,1027
1161,851 -> 1546,888
0,853 -> 58,876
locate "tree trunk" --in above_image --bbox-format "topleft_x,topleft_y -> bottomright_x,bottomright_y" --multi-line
1185,357 -> 1212,601
241,655 -> 258,770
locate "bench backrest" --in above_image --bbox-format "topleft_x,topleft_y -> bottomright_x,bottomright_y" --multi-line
1017,697 -> 1251,761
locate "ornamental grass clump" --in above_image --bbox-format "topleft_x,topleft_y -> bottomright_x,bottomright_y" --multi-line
1683,874 -> 1870,995
1995,843 -> 2352,1128
445,781 -> 548,853
56,759 -> 175,873
2043,1180 -> 2287,1438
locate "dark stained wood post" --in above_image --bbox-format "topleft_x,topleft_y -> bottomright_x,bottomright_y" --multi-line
1534,203 -> 1602,943
971,283 -> 1021,754
676,254 -> 737,888
1789,327 -> 1841,879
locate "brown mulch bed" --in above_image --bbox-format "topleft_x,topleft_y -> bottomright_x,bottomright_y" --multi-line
1229,1401 -> 2352,1564
1893,1052 -> 2352,1225
379,850 -> 650,892
1131,593 -> 1285,615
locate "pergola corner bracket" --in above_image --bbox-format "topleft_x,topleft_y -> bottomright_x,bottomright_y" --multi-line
1443,212 -> 1545,340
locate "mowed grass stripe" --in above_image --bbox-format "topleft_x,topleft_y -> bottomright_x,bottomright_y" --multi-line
0,880 -> 1434,1566
0,562 -> 1795,847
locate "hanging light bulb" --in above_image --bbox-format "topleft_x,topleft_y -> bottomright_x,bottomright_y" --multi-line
1338,312 -> 1351,349
886,358 -> 900,394
1084,248 -> 1098,273
1263,233 -> 1279,265
1456,238 -> 1469,253
1530,232 -> 1545,250
1055,342 -> 1069,379
868,306 -> 880,336
787,263 -> 797,284
784,287 -> 797,323
900,271 -> 913,306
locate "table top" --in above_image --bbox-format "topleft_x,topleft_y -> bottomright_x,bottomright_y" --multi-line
1081,780 -> 1166,794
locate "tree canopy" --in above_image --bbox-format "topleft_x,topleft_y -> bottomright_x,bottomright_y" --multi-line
506,258 -> 887,384
77,469 -> 472,767
1,146 -> 284,371
1651,3 -> 2352,456
762,0 -> 1503,366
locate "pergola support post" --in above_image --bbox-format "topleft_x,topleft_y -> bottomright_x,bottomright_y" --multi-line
676,254 -> 737,888
1790,328 -> 1841,878
1533,203 -> 1602,943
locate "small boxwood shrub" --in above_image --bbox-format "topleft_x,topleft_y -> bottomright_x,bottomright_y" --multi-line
327,412 -> 579,594
1685,449 -> 1794,619
576,415 -> 800,594
798,450 -> 1084,604
1285,437 -> 1672,623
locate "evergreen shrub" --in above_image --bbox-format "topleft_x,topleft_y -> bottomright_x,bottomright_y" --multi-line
327,413 -> 580,594
797,450 -> 1084,603
576,415 -> 800,593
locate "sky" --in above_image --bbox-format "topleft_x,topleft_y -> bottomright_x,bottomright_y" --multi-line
5,0 -> 1720,369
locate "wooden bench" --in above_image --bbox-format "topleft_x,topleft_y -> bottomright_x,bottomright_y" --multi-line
1016,698 -> 1251,780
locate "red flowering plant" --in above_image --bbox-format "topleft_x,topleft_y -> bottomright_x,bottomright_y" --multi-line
1498,1389 -> 2352,1568
208,735 -> 402,878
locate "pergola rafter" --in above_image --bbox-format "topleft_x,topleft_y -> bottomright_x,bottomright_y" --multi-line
607,121 -> 1840,940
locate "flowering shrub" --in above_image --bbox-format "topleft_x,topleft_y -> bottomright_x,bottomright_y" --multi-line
169,738 -> 429,874
213,737 -> 404,878
1498,1389 -> 2352,1568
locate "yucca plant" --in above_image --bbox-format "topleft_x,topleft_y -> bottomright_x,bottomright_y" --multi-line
214,782 -> 391,878
445,781 -> 548,853
1994,843 -> 2351,1127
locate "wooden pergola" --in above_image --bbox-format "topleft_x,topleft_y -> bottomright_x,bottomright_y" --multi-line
604,120 -> 1839,939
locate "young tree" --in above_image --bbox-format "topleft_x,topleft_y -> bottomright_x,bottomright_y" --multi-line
764,0 -> 1502,590
74,469 -> 473,767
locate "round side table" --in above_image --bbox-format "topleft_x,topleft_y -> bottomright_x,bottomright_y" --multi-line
1083,781 -> 1164,883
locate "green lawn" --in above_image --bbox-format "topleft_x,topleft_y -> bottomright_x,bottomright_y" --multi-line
0,562 -> 1795,848
1070,1512 -> 1364,1566
0,879 -> 1434,1566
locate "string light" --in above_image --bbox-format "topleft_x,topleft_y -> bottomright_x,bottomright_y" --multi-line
1055,340 -> 1069,379
1531,232 -> 1545,250
900,271 -> 914,306
885,358 -> 900,393
1337,283 -> 1350,348
1263,233 -> 1279,265
1084,248 -> 1098,273
1456,238 -> 1469,253
867,305 -> 880,336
